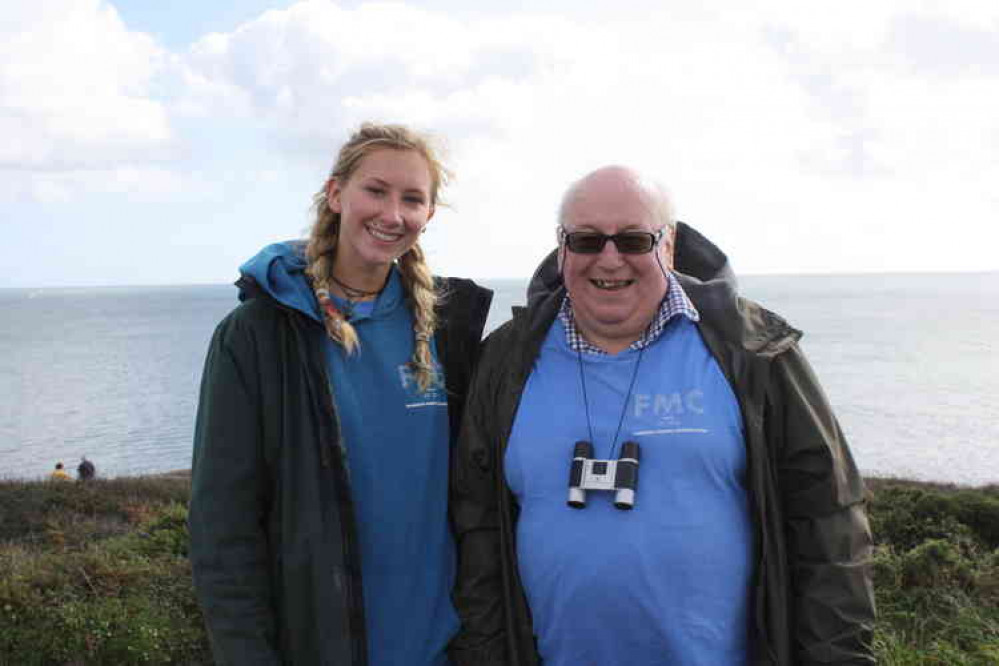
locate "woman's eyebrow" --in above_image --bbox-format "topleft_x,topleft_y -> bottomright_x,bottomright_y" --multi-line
363,176 -> 427,196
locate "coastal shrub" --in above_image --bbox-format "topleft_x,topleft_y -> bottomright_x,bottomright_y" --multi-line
127,502 -> 190,558
979,550 -> 999,601
0,476 -> 210,665
947,492 -> 999,550
899,539 -> 976,590
873,632 -> 999,666
0,477 -> 189,546
874,550 -> 999,664
869,481 -> 999,552
3,474 -> 998,664
869,479 -> 999,664
871,486 -> 960,550
1,537 -> 210,664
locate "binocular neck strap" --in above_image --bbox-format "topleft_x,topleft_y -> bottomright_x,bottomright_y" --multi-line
576,343 -> 646,460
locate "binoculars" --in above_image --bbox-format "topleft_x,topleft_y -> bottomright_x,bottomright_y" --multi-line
567,440 -> 640,510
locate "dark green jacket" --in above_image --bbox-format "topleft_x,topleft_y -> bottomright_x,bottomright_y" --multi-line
190,277 -> 492,666
450,224 -> 875,665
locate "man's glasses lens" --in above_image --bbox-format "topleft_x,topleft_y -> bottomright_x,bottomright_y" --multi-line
564,231 -> 660,254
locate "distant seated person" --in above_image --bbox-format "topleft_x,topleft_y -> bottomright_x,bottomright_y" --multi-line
50,462 -> 71,481
77,457 -> 96,481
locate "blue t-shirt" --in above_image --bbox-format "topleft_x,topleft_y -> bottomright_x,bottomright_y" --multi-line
505,316 -> 752,666
325,271 -> 457,666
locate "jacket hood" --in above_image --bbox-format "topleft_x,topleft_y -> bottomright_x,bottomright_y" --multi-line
237,241 -> 408,325
238,241 -> 322,322
524,221 -> 799,356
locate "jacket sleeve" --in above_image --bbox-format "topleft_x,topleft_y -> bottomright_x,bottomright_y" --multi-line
771,344 -> 876,665
449,338 -> 509,666
188,315 -> 282,666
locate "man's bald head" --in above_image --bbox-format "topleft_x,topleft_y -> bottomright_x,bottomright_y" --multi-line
558,166 -> 675,234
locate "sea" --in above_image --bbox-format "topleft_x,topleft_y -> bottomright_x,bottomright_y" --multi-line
1,272 -> 997,486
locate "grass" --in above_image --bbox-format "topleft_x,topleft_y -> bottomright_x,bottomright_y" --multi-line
1,475 -> 997,664
0,476 -> 209,665
866,478 -> 999,664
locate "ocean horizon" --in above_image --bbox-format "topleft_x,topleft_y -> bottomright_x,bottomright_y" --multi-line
2,271 -> 997,486
4,267 -> 996,292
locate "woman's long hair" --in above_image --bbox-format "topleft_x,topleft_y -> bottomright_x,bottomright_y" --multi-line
305,123 -> 450,393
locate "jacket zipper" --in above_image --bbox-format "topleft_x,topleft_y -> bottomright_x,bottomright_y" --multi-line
297,308 -> 368,666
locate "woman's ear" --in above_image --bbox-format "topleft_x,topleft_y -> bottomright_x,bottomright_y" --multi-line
326,179 -> 342,214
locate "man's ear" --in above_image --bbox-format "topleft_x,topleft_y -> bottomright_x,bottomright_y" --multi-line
555,226 -> 565,273
326,179 -> 342,214
661,226 -> 675,271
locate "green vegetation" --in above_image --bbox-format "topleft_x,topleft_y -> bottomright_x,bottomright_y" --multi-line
867,478 -> 999,664
1,474 -> 997,664
0,475 -> 210,665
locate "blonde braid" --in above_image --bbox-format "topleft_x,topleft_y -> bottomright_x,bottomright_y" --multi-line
398,242 -> 439,393
306,191 -> 360,354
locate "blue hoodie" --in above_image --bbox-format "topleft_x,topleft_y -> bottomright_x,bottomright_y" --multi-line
240,241 -> 458,666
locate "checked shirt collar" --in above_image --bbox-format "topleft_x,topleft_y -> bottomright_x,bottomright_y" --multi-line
558,271 -> 700,355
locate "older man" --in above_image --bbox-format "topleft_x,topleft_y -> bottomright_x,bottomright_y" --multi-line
450,166 -> 875,665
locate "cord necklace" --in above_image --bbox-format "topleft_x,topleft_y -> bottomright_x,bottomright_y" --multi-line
328,271 -> 391,319
329,273 -> 382,299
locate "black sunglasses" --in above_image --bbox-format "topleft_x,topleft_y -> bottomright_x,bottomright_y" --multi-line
560,228 -> 664,254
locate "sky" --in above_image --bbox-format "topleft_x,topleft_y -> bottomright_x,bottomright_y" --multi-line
2,0 -> 998,287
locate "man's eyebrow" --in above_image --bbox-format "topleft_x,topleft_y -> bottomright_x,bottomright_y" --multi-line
568,223 -> 648,232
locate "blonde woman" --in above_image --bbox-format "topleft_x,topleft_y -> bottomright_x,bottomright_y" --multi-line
189,123 -> 492,665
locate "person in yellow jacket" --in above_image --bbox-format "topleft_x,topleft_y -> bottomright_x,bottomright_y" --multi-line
49,462 -> 71,481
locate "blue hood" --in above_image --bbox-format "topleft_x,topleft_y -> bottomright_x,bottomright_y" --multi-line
238,241 -> 321,322
238,240 -> 407,324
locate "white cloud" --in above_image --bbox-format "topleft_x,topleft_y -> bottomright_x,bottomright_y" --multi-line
174,2 -> 565,149
168,0 -> 999,275
0,166 -> 211,204
5,0 -> 998,280
0,0 -> 174,175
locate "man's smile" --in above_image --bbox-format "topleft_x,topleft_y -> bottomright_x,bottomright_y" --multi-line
591,278 -> 635,291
